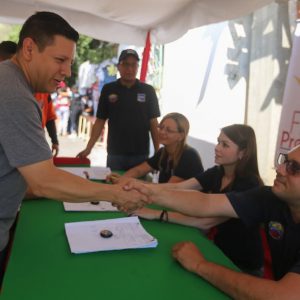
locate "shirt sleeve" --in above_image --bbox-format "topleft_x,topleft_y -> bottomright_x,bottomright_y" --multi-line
146,85 -> 160,119
173,147 -> 204,179
232,175 -> 261,191
96,84 -> 109,120
226,186 -> 272,227
195,166 -> 219,191
0,94 -> 52,167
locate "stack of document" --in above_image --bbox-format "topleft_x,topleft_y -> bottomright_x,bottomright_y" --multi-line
59,166 -> 111,180
65,217 -> 158,253
63,201 -> 118,212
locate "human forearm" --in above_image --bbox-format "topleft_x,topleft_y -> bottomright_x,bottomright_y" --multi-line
24,186 -> 37,199
195,262 -> 297,300
152,187 -> 232,218
85,119 -> 105,151
152,136 -> 160,152
123,162 -> 152,179
19,160 -> 147,208
173,242 -> 300,300
167,212 -> 228,230
168,211 -> 207,228
132,208 -> 203,227
46,119 -> 59,145
26,167 -> 118,202
150,118 -> 160,152
123,168 -> 143,178
158,177 -> 201,190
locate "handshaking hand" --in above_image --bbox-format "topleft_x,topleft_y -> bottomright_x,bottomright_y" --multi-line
112,183 -> 151,213
122,180 -> 158,200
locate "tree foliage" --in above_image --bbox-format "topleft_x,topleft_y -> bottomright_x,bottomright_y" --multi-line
7,24 -> 21,43
6,24 -> 118,86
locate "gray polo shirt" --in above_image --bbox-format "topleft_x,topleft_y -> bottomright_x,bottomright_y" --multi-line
0,60 -> 52,251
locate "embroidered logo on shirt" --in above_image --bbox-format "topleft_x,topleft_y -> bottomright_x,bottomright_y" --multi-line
268,221 -> 284,240
137,93 -> 146,102
108,94 -> 118,103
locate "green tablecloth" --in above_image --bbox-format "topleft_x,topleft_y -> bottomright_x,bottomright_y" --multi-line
1,198 -> 236,300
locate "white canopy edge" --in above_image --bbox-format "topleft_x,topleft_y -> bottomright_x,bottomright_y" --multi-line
1,0 -> 282,45
151,0 -> 276,44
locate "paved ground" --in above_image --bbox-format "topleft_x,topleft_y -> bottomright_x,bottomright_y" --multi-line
47,134 -> 107,166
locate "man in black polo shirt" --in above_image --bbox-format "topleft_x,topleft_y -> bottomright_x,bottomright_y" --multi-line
77,49 -> 160,170
128,145 -> 300,299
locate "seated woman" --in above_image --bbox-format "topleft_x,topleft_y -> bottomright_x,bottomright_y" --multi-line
133,124 -> 264,276
108,112 -> 203,183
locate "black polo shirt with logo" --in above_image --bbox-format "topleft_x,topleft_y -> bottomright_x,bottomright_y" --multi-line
227,186 -> 300,280
195,166 -> 263,271
96,79 -> 160,155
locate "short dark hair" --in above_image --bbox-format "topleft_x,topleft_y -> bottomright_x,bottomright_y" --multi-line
0,41 -> 17,60
17,11 -> 79,51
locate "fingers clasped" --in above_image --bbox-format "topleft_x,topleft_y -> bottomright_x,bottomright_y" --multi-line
113,185 -> 151,213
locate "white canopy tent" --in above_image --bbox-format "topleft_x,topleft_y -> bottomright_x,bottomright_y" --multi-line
1,0 -> 276,45
1,0 -> 292,184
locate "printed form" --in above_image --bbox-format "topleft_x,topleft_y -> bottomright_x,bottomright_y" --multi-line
65,217 -> 158,253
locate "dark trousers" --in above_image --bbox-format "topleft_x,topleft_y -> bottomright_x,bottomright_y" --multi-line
0,245 -> 8,287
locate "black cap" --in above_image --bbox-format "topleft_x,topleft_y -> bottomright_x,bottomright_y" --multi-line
118,49 -> 139,63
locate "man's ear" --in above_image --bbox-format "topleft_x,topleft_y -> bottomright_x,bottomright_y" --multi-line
22,37 -> 35,61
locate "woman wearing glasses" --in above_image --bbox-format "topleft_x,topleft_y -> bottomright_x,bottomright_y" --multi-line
108,112 -> 203,183
133,124 -> 264,276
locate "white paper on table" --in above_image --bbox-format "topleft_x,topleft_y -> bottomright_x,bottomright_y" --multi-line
59,166 -> 111,180
64,216 -> 158,254
63,201 -> 118,212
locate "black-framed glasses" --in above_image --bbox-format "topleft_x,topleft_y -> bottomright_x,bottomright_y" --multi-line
277,153 -> 300,176
157,124 -> 179,134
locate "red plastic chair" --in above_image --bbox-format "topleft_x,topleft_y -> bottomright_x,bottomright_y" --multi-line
53,157 -> 91,167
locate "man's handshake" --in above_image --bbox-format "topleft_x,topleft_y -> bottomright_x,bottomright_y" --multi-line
113,179 -> 161,212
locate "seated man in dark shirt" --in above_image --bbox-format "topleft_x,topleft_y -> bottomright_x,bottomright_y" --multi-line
126,145 -> 300,299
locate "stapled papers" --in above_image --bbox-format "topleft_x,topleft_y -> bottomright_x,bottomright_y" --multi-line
65,217 -> 158,253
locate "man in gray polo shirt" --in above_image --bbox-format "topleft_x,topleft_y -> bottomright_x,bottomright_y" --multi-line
0,11 -> 147,281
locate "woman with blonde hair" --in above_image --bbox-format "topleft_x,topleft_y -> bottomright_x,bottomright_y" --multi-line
109,112 -> 203,183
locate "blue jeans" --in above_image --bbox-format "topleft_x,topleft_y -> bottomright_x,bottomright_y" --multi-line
107,154 -> 148,171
